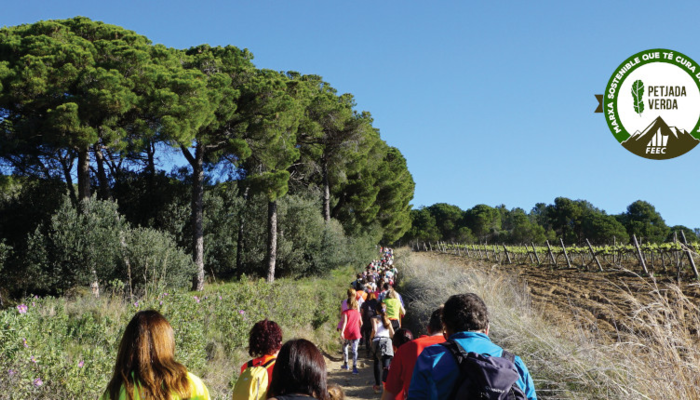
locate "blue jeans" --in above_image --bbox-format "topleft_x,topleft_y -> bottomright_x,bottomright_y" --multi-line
343,339 -> 360,367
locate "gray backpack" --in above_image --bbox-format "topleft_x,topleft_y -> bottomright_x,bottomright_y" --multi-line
440,340 -> 527,400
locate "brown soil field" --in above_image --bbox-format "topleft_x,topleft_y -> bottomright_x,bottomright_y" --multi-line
423,251 -> 700,344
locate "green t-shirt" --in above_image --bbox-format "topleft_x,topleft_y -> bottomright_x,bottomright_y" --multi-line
101,372 -> 210,400
384,298 -> 401,320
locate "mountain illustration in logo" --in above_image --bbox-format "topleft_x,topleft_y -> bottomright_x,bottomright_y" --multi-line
621,116 -> 699,159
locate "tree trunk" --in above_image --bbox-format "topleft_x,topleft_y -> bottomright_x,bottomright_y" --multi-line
77,147 -> 91,201
190,144 -> 205,291
322,157 -> 331,223
59,154 -> 78,206
94,145 -> 112,200
236,185 -> 250,275
266,200 -> 278,283
146,141 -> 157,176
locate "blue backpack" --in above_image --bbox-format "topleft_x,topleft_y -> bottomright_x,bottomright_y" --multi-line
440,339 -> 527,400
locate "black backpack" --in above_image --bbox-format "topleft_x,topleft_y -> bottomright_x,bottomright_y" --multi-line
440,339 -> 527,400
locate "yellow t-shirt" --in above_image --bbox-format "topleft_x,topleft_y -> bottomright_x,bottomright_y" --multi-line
100,372 -> 210,400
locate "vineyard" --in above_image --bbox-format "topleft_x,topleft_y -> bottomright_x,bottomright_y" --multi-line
413,235 -> 700,281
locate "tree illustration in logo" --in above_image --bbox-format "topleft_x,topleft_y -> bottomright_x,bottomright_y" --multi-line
632,79 -> 644,116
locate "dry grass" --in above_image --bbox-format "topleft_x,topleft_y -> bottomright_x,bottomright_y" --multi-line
397,251 -> 700,399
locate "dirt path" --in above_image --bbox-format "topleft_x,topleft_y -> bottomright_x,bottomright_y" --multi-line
325,344 -> 382,400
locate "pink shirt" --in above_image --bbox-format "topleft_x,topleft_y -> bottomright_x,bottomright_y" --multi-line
342,309 -> 362,340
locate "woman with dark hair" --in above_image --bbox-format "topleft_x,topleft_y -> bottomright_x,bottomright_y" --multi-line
237,319 -> 283,396
101,310 -> 210,400
391,328 -> 413,351
370,302 -> 395,394
360,292 -> 379,357
266,339 -> 329,400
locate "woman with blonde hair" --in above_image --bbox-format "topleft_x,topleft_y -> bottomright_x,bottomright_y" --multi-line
383,288 -> 405,330
340,293 -> 362,374
336,288 -> 356,331
101,310 -> 210,400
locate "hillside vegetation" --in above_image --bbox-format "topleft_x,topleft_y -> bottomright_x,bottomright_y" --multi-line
0,267 -> 353,399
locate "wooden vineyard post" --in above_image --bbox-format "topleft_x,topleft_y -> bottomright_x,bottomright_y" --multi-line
429,242 -> 433,252
560,238 -> 573,269
484,244 -> 490,261
632,235 -> 650,275
502,244 -> 512,264
456,242 -> 461,256
586,239 -> 604,272
545,240 -> 556,269
680,231 -> 699,280
465,244 -> 470,257
526,245 -> 535,264
494,245 -> 499,264
476,244 -> 482,259
531,243 -> 541,266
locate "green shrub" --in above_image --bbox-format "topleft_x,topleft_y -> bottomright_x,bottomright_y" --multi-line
121,227 -> 196,296
20,196 -> 195,295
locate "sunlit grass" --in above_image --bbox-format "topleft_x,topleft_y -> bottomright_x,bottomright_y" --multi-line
398,251 -> 700,399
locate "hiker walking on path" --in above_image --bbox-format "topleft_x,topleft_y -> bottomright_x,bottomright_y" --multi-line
340,293 -> 363,374
360,292 -> 379,356
337,288 -> 357,331
267,339 -> 330,400
382,288 -> 405,330
407,293 -> 537,400
101,310 -> 210,400
382,307 -> 444,400
371,302 -> 395,394
232,319 -> 282,400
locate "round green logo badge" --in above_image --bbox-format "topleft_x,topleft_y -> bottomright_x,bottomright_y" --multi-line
604,49 -> 700,159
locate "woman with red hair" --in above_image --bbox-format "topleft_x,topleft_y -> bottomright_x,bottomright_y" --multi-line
101,310 -> 210,400
240,319 -> 284,394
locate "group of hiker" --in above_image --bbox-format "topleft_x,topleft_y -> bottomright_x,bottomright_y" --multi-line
336,247 -> 537,400
99,246 -> 537,400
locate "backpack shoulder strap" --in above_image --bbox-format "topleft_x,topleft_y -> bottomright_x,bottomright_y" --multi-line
501,350 -> 515,363
439,339 -> 469,366
439,339 -> 471,400
261,358 -> 276,368
247,359 -> 254,368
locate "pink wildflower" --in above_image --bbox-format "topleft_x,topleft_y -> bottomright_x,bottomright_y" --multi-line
78,360 -> 84,368
34,378 -> 43,386
17,304 -> 28,314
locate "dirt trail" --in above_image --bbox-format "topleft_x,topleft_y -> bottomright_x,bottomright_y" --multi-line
325,345 -> 382,400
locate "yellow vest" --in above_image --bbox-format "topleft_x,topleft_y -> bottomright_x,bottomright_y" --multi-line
101,372 -> 210,400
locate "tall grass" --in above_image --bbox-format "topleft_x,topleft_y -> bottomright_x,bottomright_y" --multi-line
0,267 -> 352,399
397,251 -> 700,399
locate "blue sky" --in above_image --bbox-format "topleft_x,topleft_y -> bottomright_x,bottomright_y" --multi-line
4,1 -> 700,228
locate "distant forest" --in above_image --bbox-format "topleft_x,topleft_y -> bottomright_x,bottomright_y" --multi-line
400,199 -> 697,246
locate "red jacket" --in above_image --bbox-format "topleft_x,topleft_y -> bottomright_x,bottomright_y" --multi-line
384,334 -> 445,399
